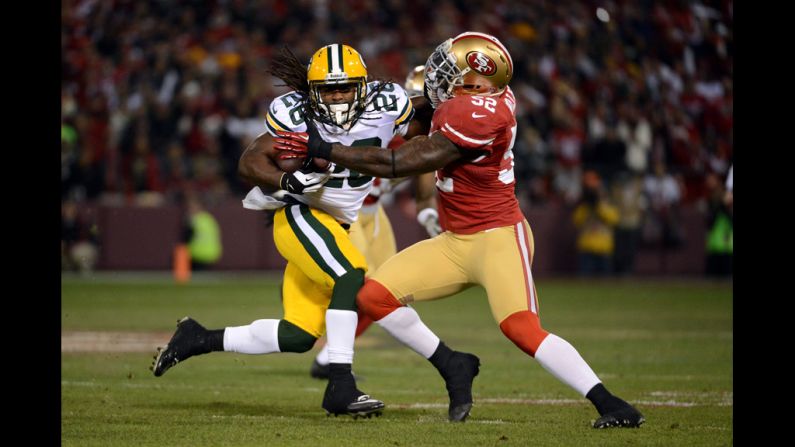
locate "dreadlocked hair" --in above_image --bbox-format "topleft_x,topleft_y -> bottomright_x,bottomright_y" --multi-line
267,46 -> 310,94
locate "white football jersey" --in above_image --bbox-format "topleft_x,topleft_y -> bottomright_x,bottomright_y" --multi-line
258,81 -> 414,223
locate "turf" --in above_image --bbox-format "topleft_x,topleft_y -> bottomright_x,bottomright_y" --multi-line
62,274 -> 732,446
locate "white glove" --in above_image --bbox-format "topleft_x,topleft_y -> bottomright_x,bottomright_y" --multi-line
279,170 -> 331,194
417,207 -> 442,237
369,178 -> 393,198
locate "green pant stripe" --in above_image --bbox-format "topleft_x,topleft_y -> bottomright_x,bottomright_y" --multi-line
283,205 -> 338,279
297,206 -> 355,274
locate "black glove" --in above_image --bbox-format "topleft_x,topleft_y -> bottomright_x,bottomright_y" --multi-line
279,170 -> 331,194
305,121 -> 333,159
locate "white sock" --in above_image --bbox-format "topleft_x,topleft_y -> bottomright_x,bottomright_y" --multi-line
533,333 -> 601,396
315,343 -> 330,366
325,309 -> 357,364
376,306 -> 440,359
223,319 -> 281,354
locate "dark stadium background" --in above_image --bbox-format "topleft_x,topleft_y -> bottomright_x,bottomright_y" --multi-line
61,0 -> 733,276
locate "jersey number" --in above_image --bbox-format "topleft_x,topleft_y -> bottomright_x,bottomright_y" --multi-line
470,96 -> 497,113
373,83 -> 398,112
280,93 -> 306,126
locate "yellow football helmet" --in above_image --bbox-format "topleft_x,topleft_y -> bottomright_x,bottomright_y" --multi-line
307,44 -> 368,127
424,31 -> 513,108
404,65 -> 425,96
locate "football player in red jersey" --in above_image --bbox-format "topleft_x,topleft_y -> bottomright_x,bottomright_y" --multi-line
275,32 -> 644,428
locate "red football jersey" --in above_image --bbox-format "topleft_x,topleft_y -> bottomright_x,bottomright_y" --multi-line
430,87 -> 524,234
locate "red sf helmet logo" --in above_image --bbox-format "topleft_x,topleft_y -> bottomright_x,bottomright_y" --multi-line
466,52 -> 497,76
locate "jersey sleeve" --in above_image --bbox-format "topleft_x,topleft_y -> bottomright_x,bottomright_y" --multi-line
431,95 -> 507,152
393,85 -> 415,136
370,82 -> 414,137
263,92 -> 307,136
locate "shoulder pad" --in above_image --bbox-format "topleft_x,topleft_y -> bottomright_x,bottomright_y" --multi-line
264,91 -> 308,136
433,95 -> 510,149
364,82 -> 415,127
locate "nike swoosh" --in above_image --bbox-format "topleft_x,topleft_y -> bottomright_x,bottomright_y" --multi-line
472,113 -> 486,118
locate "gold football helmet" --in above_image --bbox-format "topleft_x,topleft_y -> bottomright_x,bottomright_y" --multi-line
307,44 -> 368,127
424,31 -> 513,108
404,65 -> 425,96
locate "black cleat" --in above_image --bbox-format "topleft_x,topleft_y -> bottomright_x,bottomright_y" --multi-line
593,402 -> 645,428
438,352 -> 480,422
310,359 -> 363,381
151,317 -> 208,377
342,394 -> 385,418
322,367 -> 383,418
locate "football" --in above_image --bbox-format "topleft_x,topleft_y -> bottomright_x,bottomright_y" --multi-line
276,156 -> 330,173
276,156 -> 306,173
312,157 -> 331,171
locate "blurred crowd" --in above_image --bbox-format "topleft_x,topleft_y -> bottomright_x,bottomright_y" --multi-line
61,0 -> 732,274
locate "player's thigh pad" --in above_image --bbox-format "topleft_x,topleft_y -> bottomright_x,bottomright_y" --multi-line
369,233 -> 469,304
281,262 -> 330,338
472,220 -> 541,323
273,204 -> 367,289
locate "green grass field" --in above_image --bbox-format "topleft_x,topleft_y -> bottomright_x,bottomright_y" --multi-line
62,274 -> 732,446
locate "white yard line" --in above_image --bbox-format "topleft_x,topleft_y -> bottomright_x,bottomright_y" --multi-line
61,331 -> 173,352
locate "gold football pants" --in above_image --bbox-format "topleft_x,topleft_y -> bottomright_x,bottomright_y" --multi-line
369,220 -> 539,324
273,204 -> 367,337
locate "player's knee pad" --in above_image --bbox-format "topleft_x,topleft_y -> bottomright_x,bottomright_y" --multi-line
277,319 -> 318,353
356,279 -> 402,321
499,311 -> 550,357
329,268 -> 365,311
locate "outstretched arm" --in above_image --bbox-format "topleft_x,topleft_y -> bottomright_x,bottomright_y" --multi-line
335,96 -> 442,178
274,128 -> 464,179
333,132 -> 462,178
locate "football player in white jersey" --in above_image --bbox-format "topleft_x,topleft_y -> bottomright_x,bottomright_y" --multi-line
308,65 -> 441,380
152,44 -> 420,418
